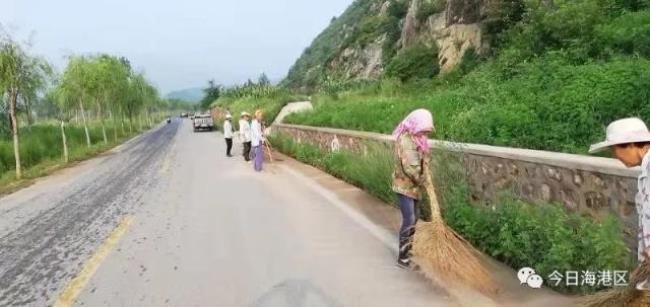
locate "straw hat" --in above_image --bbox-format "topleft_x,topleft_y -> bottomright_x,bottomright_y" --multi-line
241,111 -> 250,117
225,114 -> 232,119
589,117 -> 650,153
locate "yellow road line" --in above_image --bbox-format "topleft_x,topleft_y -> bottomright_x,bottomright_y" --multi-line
54,216 -> 134,307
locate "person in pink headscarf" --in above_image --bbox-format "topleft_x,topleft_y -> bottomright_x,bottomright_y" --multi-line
391,109 -> 434,268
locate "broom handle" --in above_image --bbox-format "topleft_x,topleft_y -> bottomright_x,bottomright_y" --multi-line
423,164 -> 443,220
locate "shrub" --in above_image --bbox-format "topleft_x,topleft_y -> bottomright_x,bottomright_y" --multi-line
416,0 -> 446,22
385,44 -> 439,81
596,10 -> 650,57
387,0 -> 409,20
271,134 -> 631,294
0,121 -> 148,180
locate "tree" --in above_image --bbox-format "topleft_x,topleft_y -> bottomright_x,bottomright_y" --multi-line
60,56 -> 93,147
257,73 -> 271,86
200,79 -> 221,110
0,37 -> 51,179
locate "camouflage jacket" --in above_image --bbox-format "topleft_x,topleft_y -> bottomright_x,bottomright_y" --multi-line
392,133 -> 426,200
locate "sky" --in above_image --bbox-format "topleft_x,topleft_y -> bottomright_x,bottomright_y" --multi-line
0,0 -> 352,94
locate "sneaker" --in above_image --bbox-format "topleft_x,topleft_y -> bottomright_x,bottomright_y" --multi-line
637,279 -> 650,291
396,258 -> 411,269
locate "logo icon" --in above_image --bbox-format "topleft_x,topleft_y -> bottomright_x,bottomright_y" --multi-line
518,267 -> 544,289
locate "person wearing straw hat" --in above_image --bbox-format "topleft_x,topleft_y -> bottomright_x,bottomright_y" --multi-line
392,109 -> 434,268
239,112 -> 252,162
223,114 -> 234,157
590,117 -> 650,290
250,109 -> 265,172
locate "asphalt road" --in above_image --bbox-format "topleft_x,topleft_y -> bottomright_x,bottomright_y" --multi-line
0,119 -> 451,307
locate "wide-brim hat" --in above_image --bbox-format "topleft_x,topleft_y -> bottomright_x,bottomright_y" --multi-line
241,112 -> 250,117
225,114 -> 232,119
589,117 -> 650,153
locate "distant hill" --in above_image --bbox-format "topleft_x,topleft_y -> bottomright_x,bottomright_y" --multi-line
166,87 -> 204,103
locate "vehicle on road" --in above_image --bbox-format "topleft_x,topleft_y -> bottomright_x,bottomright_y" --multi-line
193,114 -> 214,132
180,112 -> 188,118
166,117 -> 172,124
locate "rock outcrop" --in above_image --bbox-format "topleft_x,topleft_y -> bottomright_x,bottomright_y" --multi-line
284,0 -> 491,88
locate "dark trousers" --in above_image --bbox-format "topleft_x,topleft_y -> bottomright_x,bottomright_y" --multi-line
397,193 -> 419,261
242,142 -> 252,161
225,138 -> 233,156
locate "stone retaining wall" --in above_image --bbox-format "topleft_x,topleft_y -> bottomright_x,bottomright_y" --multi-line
273,123 -> 640,249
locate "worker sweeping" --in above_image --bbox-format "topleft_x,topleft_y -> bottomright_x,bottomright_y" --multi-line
250,109 -> 265,172
391,109 -> 434,268
583,117 -> 650,306
239,112 -> 252,162
393,109 -> 497,295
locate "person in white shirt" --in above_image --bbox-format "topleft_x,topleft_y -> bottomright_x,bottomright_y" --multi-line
223,114 -> 234,157
238,112 -> 252,162
250,109 -> 265,172
590,117 -> 650,290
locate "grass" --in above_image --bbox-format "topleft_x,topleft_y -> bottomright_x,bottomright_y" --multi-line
284,54 -> 650,154
270,132 -> 631,294
278,2 -> 650,154
0,118 -> 162,194
213,91 -> 308,129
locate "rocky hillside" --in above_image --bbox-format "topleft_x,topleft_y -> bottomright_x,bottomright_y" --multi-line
283,0 -> 518,89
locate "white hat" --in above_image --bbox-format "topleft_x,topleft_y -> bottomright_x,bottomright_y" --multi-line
589,117 -> 650,153
225,114 -> 232,119
241,111 -> 250,117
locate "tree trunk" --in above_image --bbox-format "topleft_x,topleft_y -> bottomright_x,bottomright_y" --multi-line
79,99 -> 91,147
9,89 -> 21,179
97,101 -> 107,144
61,121 -> 69,163
109,110 -> 117,141
25,99 -> 34,130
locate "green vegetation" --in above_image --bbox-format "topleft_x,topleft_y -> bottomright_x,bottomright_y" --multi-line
281,2 -> 650,154
282,0 -> 409,89
416,0 -> 446,22
269,132 -> 630,294
200,80 -> 222,110
1,33 -> 175,184
385,44 -> 439,81
287,55 -> 650,154
0,120 -> 159,193
210,75 -> 307,128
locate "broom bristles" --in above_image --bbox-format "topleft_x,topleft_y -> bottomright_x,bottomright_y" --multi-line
413,219 -> 499,296
580,262 -> 650,307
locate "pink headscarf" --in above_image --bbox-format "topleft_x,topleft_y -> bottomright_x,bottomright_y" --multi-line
393,109 -> 434,153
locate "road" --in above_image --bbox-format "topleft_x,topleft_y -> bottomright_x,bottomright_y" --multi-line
0,119 -> 452,307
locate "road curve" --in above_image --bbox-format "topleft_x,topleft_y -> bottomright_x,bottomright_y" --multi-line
0,119 -> 451,307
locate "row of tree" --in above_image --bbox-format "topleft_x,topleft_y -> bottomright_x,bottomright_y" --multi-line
0,34 -> 167,179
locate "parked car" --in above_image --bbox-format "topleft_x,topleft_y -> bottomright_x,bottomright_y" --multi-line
192,114 -> 214,132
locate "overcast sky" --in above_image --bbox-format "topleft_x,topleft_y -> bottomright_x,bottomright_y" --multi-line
0,0 -> 351,93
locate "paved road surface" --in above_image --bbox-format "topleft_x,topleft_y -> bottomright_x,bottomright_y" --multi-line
0,119 -> 451,306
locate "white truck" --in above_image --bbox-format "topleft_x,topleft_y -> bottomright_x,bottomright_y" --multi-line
192,114 -> 214,132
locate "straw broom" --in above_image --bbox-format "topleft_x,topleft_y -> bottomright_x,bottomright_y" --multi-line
264,141 -> 274,163
412,164 -> 499,296
581,261 -> 650,307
